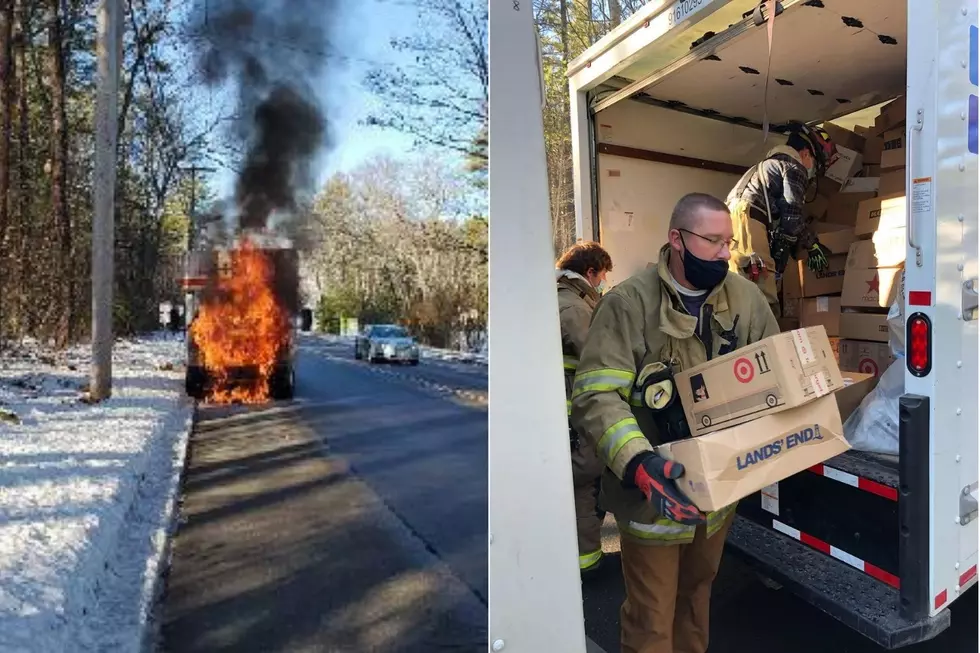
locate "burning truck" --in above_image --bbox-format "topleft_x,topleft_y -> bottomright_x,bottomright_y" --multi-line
181,231 -> 299,403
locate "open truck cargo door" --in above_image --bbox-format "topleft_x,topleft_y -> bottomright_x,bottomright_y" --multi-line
562,0 -> 978,648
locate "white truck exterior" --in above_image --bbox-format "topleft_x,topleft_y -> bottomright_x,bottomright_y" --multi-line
489,0 -> 978,651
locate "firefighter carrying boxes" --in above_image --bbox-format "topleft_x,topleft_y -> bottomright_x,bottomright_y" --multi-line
570,193 -> 779,653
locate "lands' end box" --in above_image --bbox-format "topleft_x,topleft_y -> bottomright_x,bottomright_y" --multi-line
656,393 -> 850,512
675,326 -> 846,437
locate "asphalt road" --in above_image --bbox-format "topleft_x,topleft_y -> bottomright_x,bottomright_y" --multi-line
157,336 -> 488,652
584,516 -> 978,653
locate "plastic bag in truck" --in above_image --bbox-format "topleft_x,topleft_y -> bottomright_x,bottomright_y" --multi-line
887,268 -> 906,358
843,356 -> 904,455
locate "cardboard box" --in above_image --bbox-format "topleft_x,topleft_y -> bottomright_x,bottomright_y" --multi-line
825,146 -> 864,186
828,336 -> 840,364
877,96 -> 907,133
863,164 -> 882,177
822,123 -> 866,153
782,297 -> 801,318
800,296 -> 841,336
840,177 -> 880,194
839,339 -> 895,378
813,224 -> 856,254
840,311 -> 890,342
825,191 -> 877,225
835,372 -> 879,422
846,233 -> 906,269
783,255 -> 847,299
863,136 -> 884,164
676,326 -> 846,437
880,128 -> 906,169
777,317 -> 800,332
657,393 -> 849,512
854,194 -> 906,236
879,167 -> 906,196
841,266 -> 903,309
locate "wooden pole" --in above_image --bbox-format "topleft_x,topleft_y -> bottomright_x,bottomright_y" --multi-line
90,0 -> 121,400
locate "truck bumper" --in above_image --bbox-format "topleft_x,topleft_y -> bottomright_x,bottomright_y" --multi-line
726,516 -> 951,649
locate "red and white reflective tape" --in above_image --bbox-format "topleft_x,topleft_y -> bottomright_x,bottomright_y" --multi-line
936,565 -> 978,609
807,463 -> 899,501
772,519 -> 900,589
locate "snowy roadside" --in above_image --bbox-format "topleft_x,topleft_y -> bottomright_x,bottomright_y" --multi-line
314,332 -> 488,365
0,333 -> 192,653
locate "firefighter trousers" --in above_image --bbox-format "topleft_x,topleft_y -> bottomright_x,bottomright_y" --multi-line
619,511 -> 735,653
574,476 -> 604,563
728,199 -> 781,316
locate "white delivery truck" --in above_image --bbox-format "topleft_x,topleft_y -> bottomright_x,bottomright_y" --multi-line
488,0 -> 978,651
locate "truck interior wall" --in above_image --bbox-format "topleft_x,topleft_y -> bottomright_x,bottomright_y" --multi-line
595,100 -> 785,285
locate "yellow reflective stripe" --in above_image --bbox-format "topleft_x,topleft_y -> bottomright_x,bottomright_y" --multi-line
563,355 -> 578,371
579,549 -> 603,569
572,368 -> 635,399
629,389 -> 644,407
623,519 -> 696,541
707,503 -> 737,535
597,417 -> 645,463
566,400 -> 573,416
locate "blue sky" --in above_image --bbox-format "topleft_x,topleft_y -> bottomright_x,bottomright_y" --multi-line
178,0 -> 485,215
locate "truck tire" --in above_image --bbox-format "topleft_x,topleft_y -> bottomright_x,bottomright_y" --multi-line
269,365 -> 295,401
185,366 -> 208,400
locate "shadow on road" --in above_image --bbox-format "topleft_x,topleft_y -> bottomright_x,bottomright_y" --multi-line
157,402 -> 486,653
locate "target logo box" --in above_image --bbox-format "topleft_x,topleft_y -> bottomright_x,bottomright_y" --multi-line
675,326 -> 846,438
838,340 -> 895,379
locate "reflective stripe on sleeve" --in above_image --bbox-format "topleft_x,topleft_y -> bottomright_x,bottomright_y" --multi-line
572,368 -> 635,400
597,417 -> 646,464
563,355 -> 578,371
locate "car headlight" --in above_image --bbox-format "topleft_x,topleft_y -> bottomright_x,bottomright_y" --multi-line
383,344 -> 395,354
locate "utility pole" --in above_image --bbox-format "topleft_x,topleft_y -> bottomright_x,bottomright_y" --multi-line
90,0 -> 121,401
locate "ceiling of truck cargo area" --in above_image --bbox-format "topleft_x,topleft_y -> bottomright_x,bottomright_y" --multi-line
623,0 -> 906,128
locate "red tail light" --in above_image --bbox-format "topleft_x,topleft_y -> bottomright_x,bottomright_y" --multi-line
906,313 -> 932,377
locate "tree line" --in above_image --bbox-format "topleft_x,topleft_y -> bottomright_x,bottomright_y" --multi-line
306,156 -> 487,351
0,0 -> 211,348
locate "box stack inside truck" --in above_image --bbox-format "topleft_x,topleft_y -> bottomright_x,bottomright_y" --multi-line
779,97 -> 907,410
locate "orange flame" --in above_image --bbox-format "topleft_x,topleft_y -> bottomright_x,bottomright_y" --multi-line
189,240 -> 290,404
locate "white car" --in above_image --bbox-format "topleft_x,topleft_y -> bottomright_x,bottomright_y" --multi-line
354,324 -> 420,365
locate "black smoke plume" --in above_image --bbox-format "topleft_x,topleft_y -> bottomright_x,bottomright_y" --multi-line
188,0 -> 335,233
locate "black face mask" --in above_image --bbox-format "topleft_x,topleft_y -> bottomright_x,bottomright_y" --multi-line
680,234 -> 729,290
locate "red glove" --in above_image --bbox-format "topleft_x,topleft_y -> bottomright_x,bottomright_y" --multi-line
627,452 -> 706,525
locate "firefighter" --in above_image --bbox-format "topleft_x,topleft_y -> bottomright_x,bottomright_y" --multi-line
726,122 -> 839,315
570,193 -> 779,653
556,240 -> 613,574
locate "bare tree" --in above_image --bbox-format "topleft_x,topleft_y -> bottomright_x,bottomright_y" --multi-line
309,155 -> 486,348
363,0 -> 487,165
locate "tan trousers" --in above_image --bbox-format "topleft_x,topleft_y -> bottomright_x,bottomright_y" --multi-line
728,199 -> 780,313
619,512 -> 735,653
574,478 -> 603,557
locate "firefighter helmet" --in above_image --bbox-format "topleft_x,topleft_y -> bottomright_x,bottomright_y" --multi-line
788,122 -> 840,176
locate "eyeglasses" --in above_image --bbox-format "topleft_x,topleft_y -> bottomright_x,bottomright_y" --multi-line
679,228 -> 738,252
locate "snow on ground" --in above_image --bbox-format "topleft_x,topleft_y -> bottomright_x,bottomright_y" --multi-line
0,333 -> 192,653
